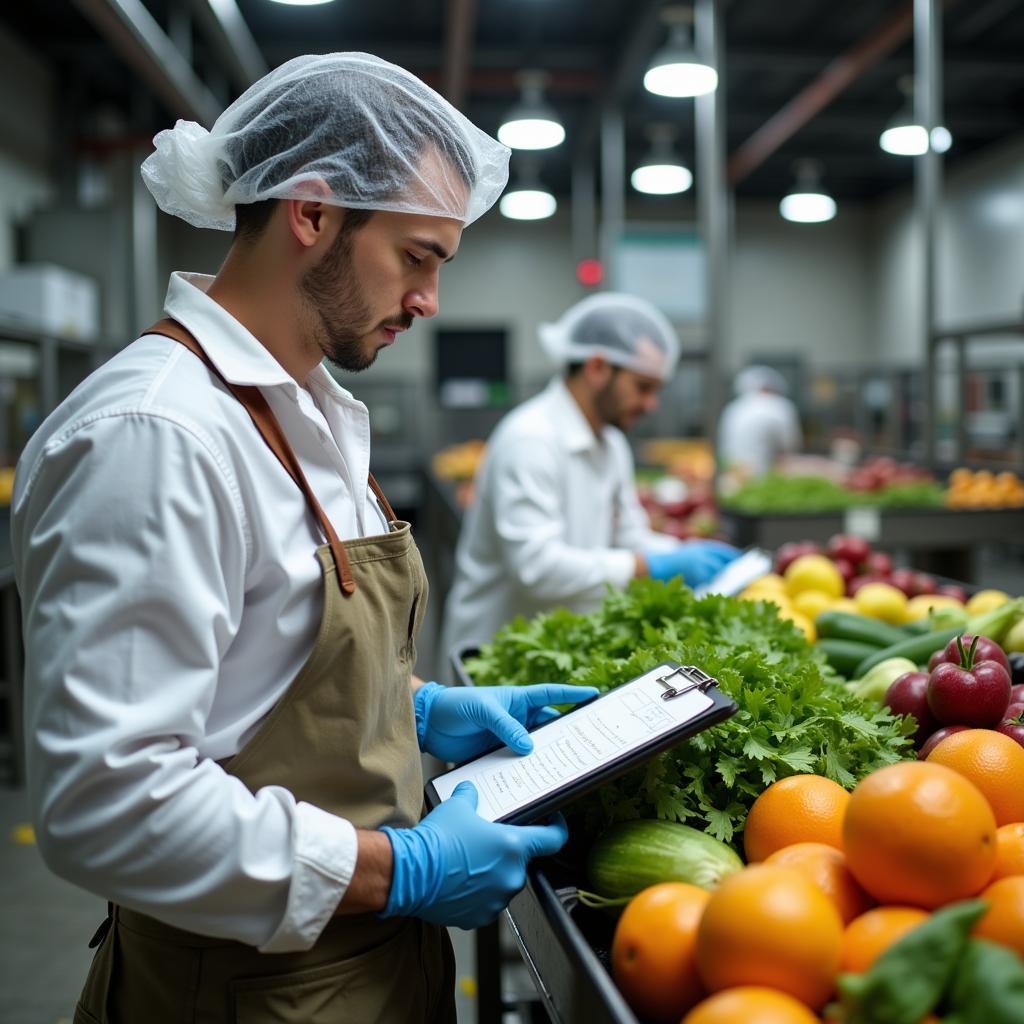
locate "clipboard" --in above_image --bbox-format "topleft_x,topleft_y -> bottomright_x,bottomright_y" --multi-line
692,546 -> 774,598
424,661 -> 737,826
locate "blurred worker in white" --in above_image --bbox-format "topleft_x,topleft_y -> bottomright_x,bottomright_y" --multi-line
717,364 -> 803,478
13,53 -> 597,1023
441,293 -> 740,660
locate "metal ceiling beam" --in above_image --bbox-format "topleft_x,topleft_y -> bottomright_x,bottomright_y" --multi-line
188,0 -> 267,94
71,0 -> 222,126
441,0 -> 476,110
726,0 -> 917,185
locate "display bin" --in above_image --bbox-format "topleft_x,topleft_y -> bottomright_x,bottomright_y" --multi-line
450,645 -> 641,1024
719,505 -> 1024,583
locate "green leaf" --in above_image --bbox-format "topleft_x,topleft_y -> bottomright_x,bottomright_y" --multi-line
944,937 -> 1024,1024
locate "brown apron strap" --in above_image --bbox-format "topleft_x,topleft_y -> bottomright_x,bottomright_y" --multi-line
143,317 -> 371,596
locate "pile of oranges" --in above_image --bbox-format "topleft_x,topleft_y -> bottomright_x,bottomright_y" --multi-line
609,729 -> 1024,1023
945,467 -> 1024,509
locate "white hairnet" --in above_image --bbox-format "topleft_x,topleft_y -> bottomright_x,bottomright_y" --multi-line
735,365 -> 789,395
141,52 -> 510,230
538,293 -> 680,381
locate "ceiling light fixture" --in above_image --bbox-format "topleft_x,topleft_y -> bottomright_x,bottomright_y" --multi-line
879,75 -> 953,156
497,70 -> 566,151
643,5 -> 717,99
779,159 -> 837,224
499,158 -> 557,221
631,123 -> 693,195
268,0 -> 335,6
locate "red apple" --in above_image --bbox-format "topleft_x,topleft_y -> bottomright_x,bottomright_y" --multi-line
883,672 -> 938,748
936,584 -> 969,603
826,534 -> 872,566
832,558 -> 856,585
927,649 -> 947,672
863,551 -> 894,576
996,716 -> 1024,748
911,573 -> 938,596
935,634 -> 1011,675
888,569 -> 918,597
927,657 -> 1011,727
918,724 -> 971,759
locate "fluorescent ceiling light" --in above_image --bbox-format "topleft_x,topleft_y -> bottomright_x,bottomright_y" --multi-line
779,192 -> 837,224
644,13 -> 717,98
631,163 -> 693,195
268,0 -> 335,5
500,189 -> 557,221
879,77 -> 953,156
498,71 -> 565,151
780,159 -> 836,223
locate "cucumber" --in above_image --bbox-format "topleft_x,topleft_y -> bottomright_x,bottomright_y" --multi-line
816,638 -> 883,676
815,611 -> 908,648
586,819 -> 742,899
853,626 -> 965,679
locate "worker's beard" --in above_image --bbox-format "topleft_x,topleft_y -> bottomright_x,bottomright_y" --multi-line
594,372 -> 632,431
300,225 -> 403,373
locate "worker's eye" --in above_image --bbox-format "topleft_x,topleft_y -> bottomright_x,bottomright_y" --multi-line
404,252 -> 423,267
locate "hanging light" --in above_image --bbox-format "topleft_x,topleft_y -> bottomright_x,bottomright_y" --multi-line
631,123 -> 693,195
500,158 -> 557,220
269,0 -> 335,6
879,76 -> 953,156
643,5 -> 717,99
779,160 -> 837,224
497,71 -> 565,151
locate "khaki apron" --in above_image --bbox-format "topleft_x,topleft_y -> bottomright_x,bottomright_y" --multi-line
74,319 -> 455,1024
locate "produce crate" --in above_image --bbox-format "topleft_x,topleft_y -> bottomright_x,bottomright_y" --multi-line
450,645 -> 641,1024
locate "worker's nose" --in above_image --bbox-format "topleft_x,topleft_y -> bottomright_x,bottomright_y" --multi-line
403,273 -> 439,319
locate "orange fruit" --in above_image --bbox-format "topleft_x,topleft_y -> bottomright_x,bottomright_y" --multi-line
925,729 -> 1024,826
765,842 -> 874,924
843,761 -> 997,908
973,875 -> 1024,957
681,986 -> 819,1024
840,906 -> 930,972
695,864 -> 843,1009
743,774 -> 850,862
611,882 -> 709,1021
992,823 -> 1024,880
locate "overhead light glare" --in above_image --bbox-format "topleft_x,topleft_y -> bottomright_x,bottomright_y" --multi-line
268,0 -> 335,5
878,77 -> 953,156
644,9 -> 717,98
780,159 -> 836,223
500,189 -> 557,221
631,163 -> 693,195
498,70 -> 565,151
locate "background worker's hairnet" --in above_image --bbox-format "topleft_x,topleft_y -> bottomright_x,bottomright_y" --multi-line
141,52 -> 510,230
734,365 -> 790,395
538,293 -> 681,382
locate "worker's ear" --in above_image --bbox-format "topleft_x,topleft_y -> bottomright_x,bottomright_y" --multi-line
583,355 -> 614,388
284,178 -> 339,249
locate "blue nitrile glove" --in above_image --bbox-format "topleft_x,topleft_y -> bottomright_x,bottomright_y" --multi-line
414,682 -> 599,763
381,781 -> 568,929
644,540 -> 741,586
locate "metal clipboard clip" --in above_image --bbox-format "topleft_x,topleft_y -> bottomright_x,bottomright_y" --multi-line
655,665 -> 718,701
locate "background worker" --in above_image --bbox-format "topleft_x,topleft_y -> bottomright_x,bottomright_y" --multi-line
441,292 -> 739,662
12,52 -> 596,1023
717,364 -> 803,480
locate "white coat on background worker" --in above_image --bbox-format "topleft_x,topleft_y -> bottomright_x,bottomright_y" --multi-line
717,365 -> 803,479
440,293 -> 740,663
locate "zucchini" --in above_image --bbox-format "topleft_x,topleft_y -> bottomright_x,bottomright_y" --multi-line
853,626 -> 965,679
586,819 -> 742,899
816,610 -> 908,648
816,638 -> 882,676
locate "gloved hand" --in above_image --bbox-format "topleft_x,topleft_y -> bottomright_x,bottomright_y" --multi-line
381,781 -> 568,929
644,539 -> 740,586
414,682 -> 599,763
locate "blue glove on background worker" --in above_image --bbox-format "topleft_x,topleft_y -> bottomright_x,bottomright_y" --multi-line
644,539 -> 741,586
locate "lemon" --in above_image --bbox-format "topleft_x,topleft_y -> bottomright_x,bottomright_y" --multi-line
903,594 -> 965,622
749,573 -> 787,593
854,582 -> 909,624
965,589 -> 1011,616
777,606 -> 817,643
784,554 -> 844,599
792,588 -> 834,622
829,596 -> 860,614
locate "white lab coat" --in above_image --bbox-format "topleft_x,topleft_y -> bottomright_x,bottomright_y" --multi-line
439,377 -> 675,666
12,272 -> 389,952
717,391 -> 802,478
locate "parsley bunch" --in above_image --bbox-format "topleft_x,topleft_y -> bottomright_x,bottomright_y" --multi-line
464,578 -> 914,847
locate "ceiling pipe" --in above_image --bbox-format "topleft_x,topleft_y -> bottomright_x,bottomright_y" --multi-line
726,0 -> 917,185
441,0 -> 476,110
189,0 -> 268,94
71,0 -> 222,126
